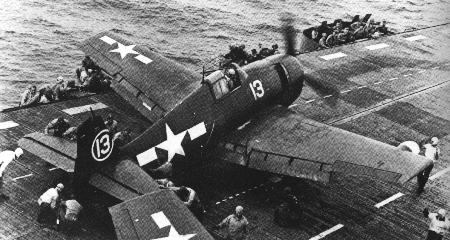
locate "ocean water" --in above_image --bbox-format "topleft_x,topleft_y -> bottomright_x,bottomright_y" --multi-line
0,0 -> 449,109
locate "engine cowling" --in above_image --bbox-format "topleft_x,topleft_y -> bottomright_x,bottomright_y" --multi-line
277,55 -> 304,106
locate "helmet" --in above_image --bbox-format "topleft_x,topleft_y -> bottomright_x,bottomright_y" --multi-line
15,148 -> 24,158
431,137 -> 439,146
228,69 -> 235,75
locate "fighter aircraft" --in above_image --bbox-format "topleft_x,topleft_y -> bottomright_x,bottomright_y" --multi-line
17,18 -> 432,239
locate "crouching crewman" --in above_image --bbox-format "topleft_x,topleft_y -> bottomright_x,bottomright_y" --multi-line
57,194 -> 83,232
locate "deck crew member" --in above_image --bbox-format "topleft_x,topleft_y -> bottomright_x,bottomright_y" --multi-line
156,178 -> 175,188
326,31 -> 338,47
269,44 -> 280,55
53,76 -> 70,101
274,186 -> 302,227
37,183 -> 64,224
38,84 -> 55,103
318,33 -> 328,49
20,85 -> 41,107
247,49 -> 259,63
214,206 -> 249,240
175,186 -> 204,221
311,28 -> 319,42
423,208 -> 450,240
0,148 -> 24,199
113,128 -> 132,147
45,117 -> 71,138
76,56 -> 97,79
376,20 -> 388,35
57,194 -> 83,231
104,113 -> 118,135
417,137 -> 440,193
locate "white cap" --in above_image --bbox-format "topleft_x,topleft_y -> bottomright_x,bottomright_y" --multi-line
236,205 -> 243,213
228,69 -> 235,75
431,137 -> 439,146
15,148 -> 24,158
56,183 -> 64,190
438,209 -> 447,216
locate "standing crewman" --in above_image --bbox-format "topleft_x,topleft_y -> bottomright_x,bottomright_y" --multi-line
417,137 -> 441,193
0,148 -> 24,199
214,205 -> 249,240
37,183 -> 64,224
423,208 -> 450,240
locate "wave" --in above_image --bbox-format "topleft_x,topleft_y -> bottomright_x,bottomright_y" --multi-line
23,17 -> 61,28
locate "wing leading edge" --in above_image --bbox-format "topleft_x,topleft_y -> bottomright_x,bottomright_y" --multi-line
215,106 -> 432,184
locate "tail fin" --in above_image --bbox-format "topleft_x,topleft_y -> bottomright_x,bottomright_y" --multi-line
74,114 -> 116,197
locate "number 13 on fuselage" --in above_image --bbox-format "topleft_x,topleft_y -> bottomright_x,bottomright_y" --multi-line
249,80 -> 264,100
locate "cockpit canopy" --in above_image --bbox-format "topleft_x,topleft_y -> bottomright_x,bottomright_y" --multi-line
205,66 -> 247,100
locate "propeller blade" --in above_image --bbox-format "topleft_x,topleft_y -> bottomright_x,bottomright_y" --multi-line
281,14 -> 297,56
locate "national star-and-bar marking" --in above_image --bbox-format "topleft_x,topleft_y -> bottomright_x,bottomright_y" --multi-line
99,35 -> 153,64
137,122 -> 207,166
149,211 -> 196,240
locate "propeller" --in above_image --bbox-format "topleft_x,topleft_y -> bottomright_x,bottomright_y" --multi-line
281,14 -> 340,105
281,14 -> 297,56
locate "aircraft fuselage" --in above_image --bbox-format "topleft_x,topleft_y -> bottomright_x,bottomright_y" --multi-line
122,54 -> 305,168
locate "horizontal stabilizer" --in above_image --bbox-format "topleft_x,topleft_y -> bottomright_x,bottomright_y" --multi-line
18,132 -> 76,172
109,190 -> 214,240
89,159 -> 161,202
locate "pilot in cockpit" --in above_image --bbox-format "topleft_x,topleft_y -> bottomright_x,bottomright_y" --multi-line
225,68 -> 236,91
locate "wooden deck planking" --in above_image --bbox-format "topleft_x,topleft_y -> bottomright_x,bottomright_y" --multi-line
0,24 -> 449,240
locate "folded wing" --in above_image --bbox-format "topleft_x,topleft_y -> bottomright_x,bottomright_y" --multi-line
215,106 -> 432,184
80,31 -> 201,122
109,190 -> 214,240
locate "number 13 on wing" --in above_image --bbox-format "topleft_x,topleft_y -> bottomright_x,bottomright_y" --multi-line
250,80 -> 264,100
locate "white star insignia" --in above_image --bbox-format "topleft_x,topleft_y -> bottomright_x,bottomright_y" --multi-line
110,43 -> 139,59
157,124 -> 186,162
152,226 -> 196,240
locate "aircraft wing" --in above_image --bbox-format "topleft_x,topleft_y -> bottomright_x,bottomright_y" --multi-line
109,190 -> 214,240
214,106 -> 432,184
79,30 -> 202,122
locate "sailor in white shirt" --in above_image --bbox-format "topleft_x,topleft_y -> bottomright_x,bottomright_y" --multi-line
423,208 -> 450,240
0,148 -> 23,199
37,183 -> 64,224
418,137 -> 441,193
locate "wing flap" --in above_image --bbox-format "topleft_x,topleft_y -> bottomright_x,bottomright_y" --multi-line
109,190 -> 214,240
18,132 -> 76,172
217,106 -> 432,184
